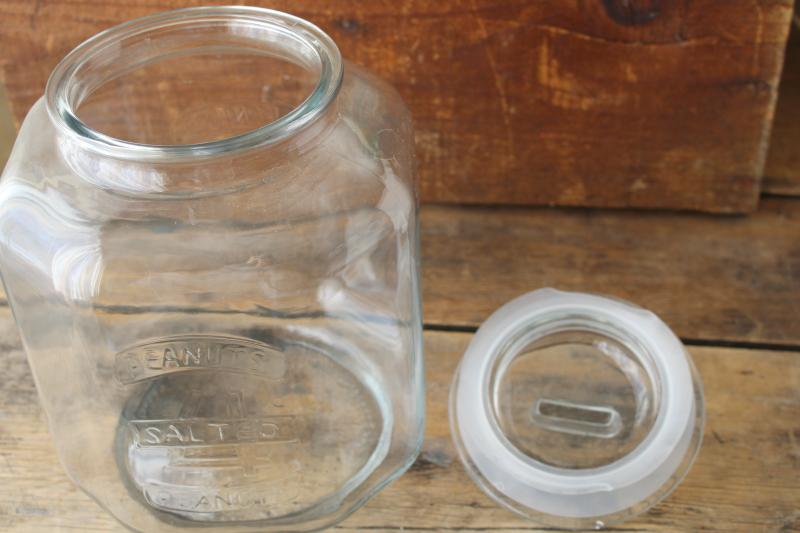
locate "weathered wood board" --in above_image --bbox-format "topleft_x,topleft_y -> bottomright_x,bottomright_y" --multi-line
0,0 -> 795,212
765,13 -> 800,195
420,197 -> 800,345
2,198 -> 800,345
0,310 -> 798,532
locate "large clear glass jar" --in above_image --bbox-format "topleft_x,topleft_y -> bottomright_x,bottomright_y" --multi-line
0,7 -> 423,532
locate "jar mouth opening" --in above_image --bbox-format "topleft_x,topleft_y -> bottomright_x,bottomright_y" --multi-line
45,6 -> 343,161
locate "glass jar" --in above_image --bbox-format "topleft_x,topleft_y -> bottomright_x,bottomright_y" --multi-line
0,7 -> 423,532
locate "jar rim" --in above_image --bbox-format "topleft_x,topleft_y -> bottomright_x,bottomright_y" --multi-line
44,6 -> 343,161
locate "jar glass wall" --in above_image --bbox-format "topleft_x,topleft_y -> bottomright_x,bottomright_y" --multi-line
0,7 -> 423,531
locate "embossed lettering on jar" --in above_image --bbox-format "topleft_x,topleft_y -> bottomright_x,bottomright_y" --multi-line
0,7 -> 423,532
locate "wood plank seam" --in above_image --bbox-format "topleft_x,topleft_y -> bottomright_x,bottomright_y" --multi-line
2,196 -> 799,346
424,322 -> 800,354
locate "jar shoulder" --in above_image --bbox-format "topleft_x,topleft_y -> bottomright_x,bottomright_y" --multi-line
338,61 -> 414,144
0,81 -> 418,306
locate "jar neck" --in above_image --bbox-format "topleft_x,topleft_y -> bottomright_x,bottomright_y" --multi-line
45,6 -> 343,198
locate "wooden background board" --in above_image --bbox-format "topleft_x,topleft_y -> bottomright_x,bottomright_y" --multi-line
0,309 -> 799,532
765,11 -> 800,195
0,0 -> 795,213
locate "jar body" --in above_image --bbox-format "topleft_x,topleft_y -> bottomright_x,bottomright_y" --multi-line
0,9 -> 423,531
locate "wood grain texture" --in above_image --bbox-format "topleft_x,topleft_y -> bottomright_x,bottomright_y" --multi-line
0,0 -> 795,213
0,309 -> 798,532
1,197 -> 800,344
0,82 -> 14,169
421,196 -> 800,345
765,14 -> 800,195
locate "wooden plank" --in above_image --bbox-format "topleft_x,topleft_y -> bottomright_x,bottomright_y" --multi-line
421,196 -> 800,346
764,14 -> 800,195
0,0 -> 794,212
0,309 -> 798,532
2,197 -> 800,344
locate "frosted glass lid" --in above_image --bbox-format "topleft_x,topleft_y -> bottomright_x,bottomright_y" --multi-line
449,289 -> 704,529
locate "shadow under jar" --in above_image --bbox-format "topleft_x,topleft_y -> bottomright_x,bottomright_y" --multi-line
0,7 -> 423,532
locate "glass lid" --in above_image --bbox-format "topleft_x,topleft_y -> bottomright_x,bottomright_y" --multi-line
449,289 -> 704,529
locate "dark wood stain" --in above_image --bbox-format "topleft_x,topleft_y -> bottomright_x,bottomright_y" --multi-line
601,0 -> 662,26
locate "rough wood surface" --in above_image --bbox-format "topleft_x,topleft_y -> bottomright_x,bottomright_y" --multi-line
421,196 -> 800,346
765,14 -> 800,195
0,82 -> 14,168
0,0 -> 794,212
0,308 -> 798,532
1,197 -> 800,345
